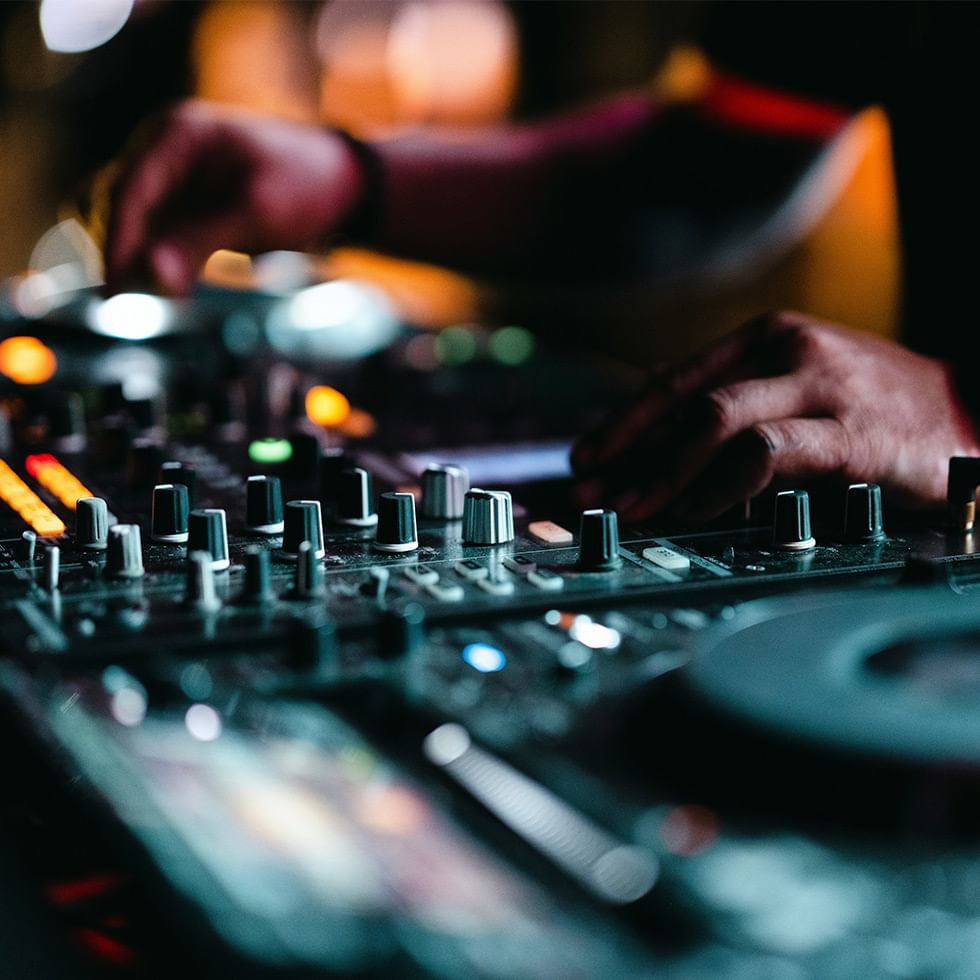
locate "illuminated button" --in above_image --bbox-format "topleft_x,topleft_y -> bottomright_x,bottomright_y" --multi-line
462,643 -> 507,673
425,577 -> 465,602
476,576 -> 515,597
455,559 -> 488,580
528,568 -> 564,592
403,565 -> 439,587
527,520 -> 573,545
503,554 -> 536,575
642,546 -> 690,571
248,438 -> 293,465
24,453 -> 96,512
0,459 -> 67,537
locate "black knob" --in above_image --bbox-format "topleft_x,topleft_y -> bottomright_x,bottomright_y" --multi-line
844,483 -> 885,542
286,431 -> 320,479
374,492 -> 418,553
335,468 -> 378,526
187,509 -> 230,570
421,463 -> 469,520
282,500 -> 326,559
577,509 -> 621,571
240,546 -> 273,603
293,540 -> 324,598
151,483 -> 190,543
106,524 -> 144,578
159,461 -> 197,508
185,551 -> 221,612
319,448 -> 354,507
128,438 -> 164,489
773,490 -> 815,550
379,602 -> 426,659
76,497 -> 108,550
245,475 -> 284,534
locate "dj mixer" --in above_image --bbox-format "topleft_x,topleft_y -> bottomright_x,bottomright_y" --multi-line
5,319 -> 980,978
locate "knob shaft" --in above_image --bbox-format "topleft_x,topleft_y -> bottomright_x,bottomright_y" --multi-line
335,468 -> 378,526
374,492 -> 419,552
422,463 -> 469,520
107,524 -> 145,578
462,489 -> 514,545
282,499 -> 326,560
185,551 -> 221,612
76,497 -> 109,550
151,483 -> 190,543
245,475 -> 284,534
43,544 -> 60,591
293,540 -> 324,597
774,489 -> 816,550
187,509 -> 230,570
844,483 -> 885,542
577,509 -> 621,571
19,530 -> 36,563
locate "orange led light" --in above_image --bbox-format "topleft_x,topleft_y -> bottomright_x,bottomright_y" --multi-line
25,453 -> 95,511
305,385 -> 351,428
0,458 -> 66,537
0,336 -> 57,385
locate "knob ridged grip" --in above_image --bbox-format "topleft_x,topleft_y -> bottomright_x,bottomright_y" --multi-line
151,483 -> 190,542
374,492 -> 419,552
76,497 -> 109,550
773,490 -> 815,550
282,500 -> 326,559
187,509 -> 230,570
462,489 -> 514,545
246,475 -> 284,534
107,524 -> 145,578
844,482 -> 885,542
422,463 -> 469,520
577,509 -> 621,571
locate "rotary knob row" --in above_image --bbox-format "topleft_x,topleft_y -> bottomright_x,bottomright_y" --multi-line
773,483 -> 885,550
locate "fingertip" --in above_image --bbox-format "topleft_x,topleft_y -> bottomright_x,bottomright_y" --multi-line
150,243 -> 194,296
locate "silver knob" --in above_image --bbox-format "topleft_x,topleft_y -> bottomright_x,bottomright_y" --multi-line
76,497 -> 109,550
421,463 -> 469,520
462,489 -> 514,545
107,524 -> 145,578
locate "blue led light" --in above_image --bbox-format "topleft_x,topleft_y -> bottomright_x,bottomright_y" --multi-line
462,643 -> 507,673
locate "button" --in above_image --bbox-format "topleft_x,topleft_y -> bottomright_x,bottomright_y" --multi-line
245,475 -> 284,535
455,559 -> 488,580
844,482 -> 885,542
187,509 -> 230,571
335,468 -> 378,527
282,499 -> 326,560
403,565 -> 439,586
503,554 -> 537,575
185,551 -> 221,612
773,490 -> 815,550
421,463 -> 469,520
528,568 -> 564,591
476,576 -> 515,597
642,546 -> 690,571
151,483 -> 190,543
374,492 -> 419,553
528,520 -> 574,545
76,497 -> 109,550
106,524 -> 144,578
577,509 -> 622,571
425,577 -> 465,602
462,489 -> 514,545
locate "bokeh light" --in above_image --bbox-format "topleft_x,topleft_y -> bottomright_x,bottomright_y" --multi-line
39,0 -> 134,54
0,336 -> 57,385
306,385 -> 351,428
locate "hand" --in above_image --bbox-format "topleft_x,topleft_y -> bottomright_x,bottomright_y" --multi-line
571,311 -> 980,521
102,100 -> 365,295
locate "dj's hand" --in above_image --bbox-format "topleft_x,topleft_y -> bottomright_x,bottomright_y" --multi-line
102,100 -> 365,295
572,311 -> 980,521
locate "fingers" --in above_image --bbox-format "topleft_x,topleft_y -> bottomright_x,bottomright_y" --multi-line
584,374 -> 820,521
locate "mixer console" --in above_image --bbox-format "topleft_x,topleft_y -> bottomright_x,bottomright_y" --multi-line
5,362 -> 980,978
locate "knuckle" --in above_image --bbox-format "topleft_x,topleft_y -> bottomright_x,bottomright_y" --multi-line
747,421 -> 780,461
701,387 -> 739,434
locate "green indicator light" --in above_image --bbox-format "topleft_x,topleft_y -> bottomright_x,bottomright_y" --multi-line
489,325 -> 535,366
248,438 -> 293,464
435,326 -> 478,366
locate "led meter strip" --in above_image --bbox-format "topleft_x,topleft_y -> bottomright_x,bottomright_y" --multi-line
0,459 -> 67,537
25,454 -> 97,511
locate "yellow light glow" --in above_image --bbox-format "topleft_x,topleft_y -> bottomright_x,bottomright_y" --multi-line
0,459 -> 66,537
339,408 -> 377,439
0,336 -> 58,385
25,454 -> 95,511
305,385 -> 351,428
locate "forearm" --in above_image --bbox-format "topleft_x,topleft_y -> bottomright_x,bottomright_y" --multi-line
364,91 -> 663,274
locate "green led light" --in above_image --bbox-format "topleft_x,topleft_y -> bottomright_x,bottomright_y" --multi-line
248,438 -> 293,464
488,325 -> 535,366
435,326 -> 478,366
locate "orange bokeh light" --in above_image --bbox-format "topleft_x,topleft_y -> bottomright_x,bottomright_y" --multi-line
305,385 -> 351,428
0,336 -> 57,385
